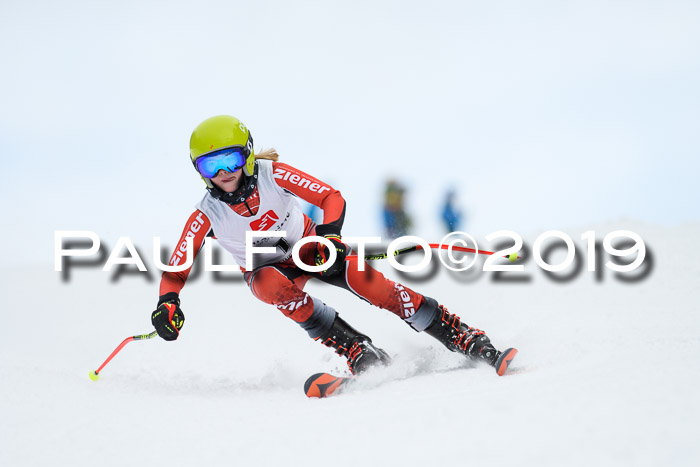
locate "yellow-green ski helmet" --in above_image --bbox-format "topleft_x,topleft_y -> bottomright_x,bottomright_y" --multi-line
189,115 -> 255,189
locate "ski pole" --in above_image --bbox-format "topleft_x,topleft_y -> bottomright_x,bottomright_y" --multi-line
89,331 -> 157,381
357,243 -> 519,261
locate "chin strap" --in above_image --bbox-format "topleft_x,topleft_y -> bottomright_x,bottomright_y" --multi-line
207,163 -> 259,205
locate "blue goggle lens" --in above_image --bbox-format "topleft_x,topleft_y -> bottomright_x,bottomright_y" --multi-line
195,148 -> 247,178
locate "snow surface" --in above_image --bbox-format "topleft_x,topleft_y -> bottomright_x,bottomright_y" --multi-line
1,221 -> 699,466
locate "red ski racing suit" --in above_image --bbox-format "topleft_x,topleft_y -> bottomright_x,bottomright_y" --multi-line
159,161 -> 438,339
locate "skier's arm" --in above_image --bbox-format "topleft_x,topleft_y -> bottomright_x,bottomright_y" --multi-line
158,209 -> 212,301
272,162 -> 348,277
272,161 -> 346,231
152,210 -> 211,341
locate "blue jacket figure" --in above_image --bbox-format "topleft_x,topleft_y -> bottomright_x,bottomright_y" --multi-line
441,189 -> 463,233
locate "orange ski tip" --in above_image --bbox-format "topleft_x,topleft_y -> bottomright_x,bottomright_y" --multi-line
304,373 -> 345,398
496,348 -> 518,376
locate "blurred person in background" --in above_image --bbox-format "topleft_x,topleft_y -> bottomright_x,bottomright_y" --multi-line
441,188 -> 463,233
382,179 -> 412,239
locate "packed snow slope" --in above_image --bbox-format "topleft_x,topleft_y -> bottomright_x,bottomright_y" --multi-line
1,221 -> 699,466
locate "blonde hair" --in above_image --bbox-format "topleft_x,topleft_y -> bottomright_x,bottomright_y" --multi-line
255,148 -> 280,162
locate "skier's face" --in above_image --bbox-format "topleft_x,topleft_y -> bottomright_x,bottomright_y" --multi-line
211,168 -> 244,192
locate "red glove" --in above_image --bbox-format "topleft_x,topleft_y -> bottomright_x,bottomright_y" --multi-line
151,293 -> 185,341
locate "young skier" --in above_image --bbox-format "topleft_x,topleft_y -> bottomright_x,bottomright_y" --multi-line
151,115 -> 516,392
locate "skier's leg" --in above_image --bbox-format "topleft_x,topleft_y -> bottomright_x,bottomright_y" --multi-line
318,252 -> 437,326
246,265 -> 333,338
421,300 -> 518,375
317,252 -> 429,322
420,299 -> 499,364
246,265 -> 389,374
320,254 -> 509,371
314,314 -> 391,375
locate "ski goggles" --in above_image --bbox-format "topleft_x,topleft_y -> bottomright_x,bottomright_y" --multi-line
194,147 -> 249,178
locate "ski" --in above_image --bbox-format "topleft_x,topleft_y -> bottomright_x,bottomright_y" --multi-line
304,372 -> 353,398
305,347 -> 518,398
495,348 -> 518,376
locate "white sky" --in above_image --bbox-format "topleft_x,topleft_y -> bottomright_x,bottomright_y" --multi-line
1,0 -> 699,264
